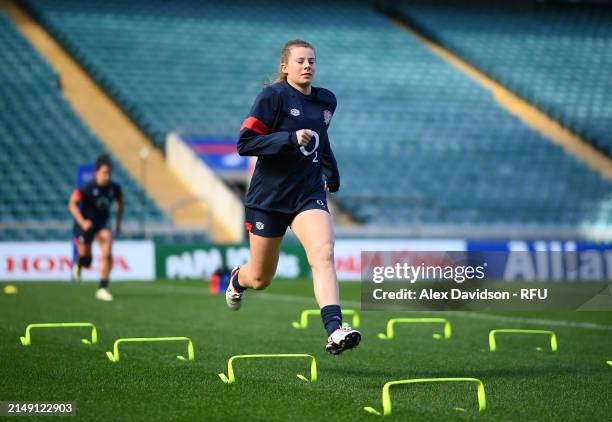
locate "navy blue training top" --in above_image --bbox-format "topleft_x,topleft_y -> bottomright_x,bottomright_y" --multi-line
74,180 -> 122,226
237,80 -> 340,214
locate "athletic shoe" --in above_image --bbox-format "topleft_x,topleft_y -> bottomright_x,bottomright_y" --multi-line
95,288 -> 113,302
71,263 -> 81,282
225,266 -> 244,311
325,326 -> 361,355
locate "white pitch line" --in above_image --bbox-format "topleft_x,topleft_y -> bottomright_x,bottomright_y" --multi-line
153,284 -> 612,331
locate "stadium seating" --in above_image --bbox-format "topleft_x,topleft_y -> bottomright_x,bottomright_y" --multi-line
0,11 -> 170,241
16,0 -> 612,229
381,0 -> 612,156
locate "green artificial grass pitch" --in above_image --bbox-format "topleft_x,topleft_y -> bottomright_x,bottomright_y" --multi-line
1,280 -> 611,421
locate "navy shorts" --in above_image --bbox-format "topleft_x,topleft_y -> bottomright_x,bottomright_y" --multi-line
245,196 -> 330,238
72,221 -> 109,245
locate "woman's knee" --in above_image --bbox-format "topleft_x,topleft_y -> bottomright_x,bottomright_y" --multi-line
307,241 -> 335,270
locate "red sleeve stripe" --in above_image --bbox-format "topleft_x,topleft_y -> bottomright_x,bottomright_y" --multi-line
73,189 -> 83,201
240,116 -> 270,135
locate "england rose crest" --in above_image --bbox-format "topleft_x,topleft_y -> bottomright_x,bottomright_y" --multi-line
323,110 -> 333,125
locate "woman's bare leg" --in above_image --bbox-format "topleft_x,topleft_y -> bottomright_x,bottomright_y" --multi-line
290,208 -> 361,354
290,209 -> 338,307
237,232 -> 283,290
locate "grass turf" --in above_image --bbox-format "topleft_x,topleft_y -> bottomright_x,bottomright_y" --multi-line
1,279 -> 611,421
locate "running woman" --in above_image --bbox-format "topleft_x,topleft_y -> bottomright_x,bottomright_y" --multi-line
227,39 -> 361,355
68,154 -> 124,301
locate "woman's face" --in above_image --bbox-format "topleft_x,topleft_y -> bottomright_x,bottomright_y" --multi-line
95,165 -> 112,187
282,46 -> 316,86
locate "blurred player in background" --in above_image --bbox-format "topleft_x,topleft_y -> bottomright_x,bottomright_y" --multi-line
68,154 -> 124,301
227,39 -> 361,355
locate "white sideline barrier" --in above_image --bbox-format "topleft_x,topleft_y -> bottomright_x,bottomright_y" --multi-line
0,241 -> 155,281
334,239 -> 466,280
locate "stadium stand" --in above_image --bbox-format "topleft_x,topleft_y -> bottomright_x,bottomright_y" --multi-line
16,0 -> 612,230
380,0 -> 612,156
0,10 -> 185,241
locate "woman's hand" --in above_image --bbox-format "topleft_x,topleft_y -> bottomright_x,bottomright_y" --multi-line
80,219 -> 93,231
295,129 -> 312,147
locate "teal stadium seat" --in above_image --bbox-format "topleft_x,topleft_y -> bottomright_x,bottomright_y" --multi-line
381,0 -> 612,156
17,0 -> 612,229
0,11 -> 167,240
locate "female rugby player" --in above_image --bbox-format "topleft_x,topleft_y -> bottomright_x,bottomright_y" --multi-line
226,39 -> 361,355
68,154 -> 123,301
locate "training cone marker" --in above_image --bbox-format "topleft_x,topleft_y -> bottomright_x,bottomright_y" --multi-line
218,354 -> 317,384
106,337 -> 195,362
377,318 -> 452,340
20,322 -> 98,346
488,329 -> 558,352
363,377 -> 486,416
607,361 -> 612,367
4,285 -> 17,295
292,309 -> 360,329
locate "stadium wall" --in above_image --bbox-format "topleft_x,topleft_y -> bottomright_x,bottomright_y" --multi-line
2,240 -> 611,282
0,241 -> 155,281
166,133 -> 244,242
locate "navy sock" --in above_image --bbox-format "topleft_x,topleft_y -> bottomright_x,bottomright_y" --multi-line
321,305 -> 342,336
99,279 -> 109,289
231,269 -> 246,293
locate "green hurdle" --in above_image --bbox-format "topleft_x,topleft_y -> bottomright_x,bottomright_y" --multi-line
292,309 -> 360,329
488,329 -> 558,352
106,337 -> 195,362
218,354 -> 317,384
20,322 -> 98,346
377,318 -> 452,340
364,377 -> 486,416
